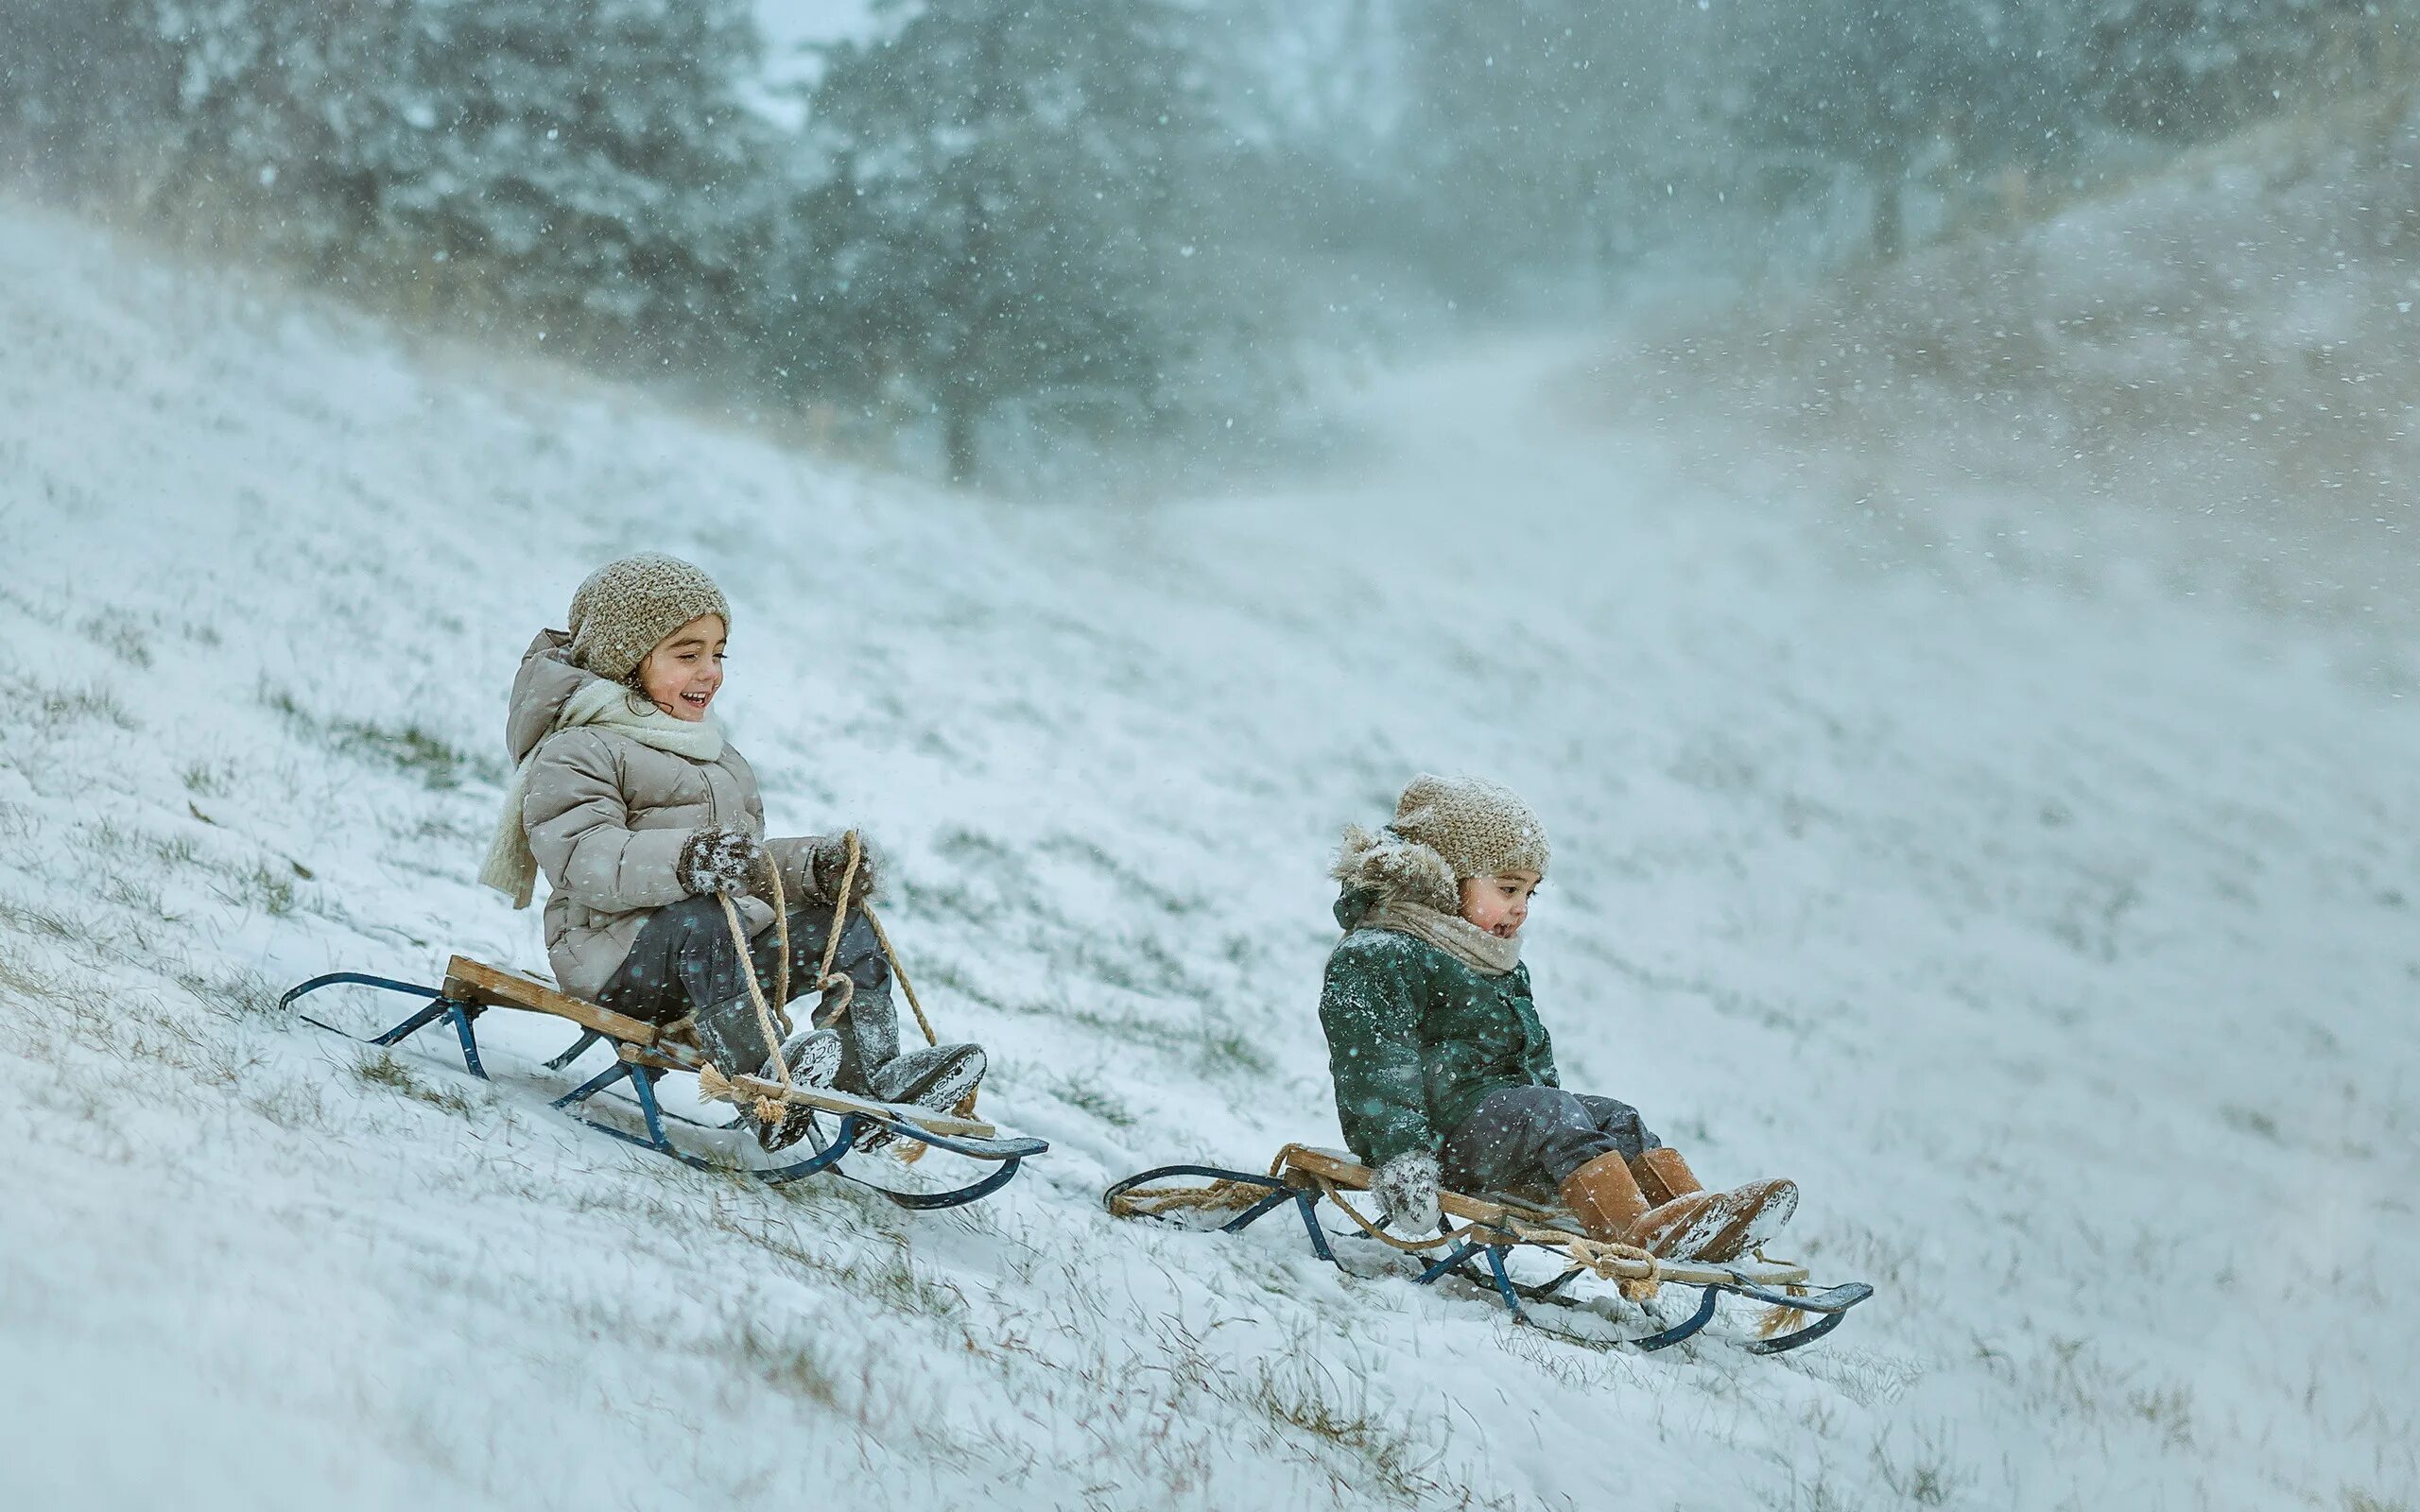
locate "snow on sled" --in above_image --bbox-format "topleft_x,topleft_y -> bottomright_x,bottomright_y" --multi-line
1106,1144 -> 1872,1354
282,955 -> 1046,1210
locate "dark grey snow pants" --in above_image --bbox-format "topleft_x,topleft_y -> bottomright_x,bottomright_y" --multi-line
1440,1086 -> 1663,1202
596,894 -> 977,1105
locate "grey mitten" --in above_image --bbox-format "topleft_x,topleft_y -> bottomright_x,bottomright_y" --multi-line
678,824 -> 765,896
808,833 -> 883,905
1373,1151 -> 1443,1235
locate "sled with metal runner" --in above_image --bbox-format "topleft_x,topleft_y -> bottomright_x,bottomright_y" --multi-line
281,954 -> 1046,1210
1105,1144 -> 1872,1353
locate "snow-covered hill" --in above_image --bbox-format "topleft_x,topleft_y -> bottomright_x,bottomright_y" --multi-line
1,195 -> 2413,1512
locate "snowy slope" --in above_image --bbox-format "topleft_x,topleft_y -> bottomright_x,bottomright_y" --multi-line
1,196 -> 2414,1512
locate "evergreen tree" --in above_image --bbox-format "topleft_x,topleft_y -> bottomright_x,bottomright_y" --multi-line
136,0 -> 774,353
1397,0 -> 1675,283
802,0 -> 1214,484
2074,0 -> 2378,142
1730,0 -> 2069,260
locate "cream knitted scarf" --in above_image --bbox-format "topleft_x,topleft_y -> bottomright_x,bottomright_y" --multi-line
1364,899 -> 1523,977
478,679 -> 726,909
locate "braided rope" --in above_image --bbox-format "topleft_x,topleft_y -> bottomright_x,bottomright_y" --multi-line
1105,1179 -> 1274,1220
713,853 -> 790,1128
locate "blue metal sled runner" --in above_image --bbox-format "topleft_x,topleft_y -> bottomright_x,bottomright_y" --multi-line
1107,1146 -> 1872,1354
283,956 -> 1046,1210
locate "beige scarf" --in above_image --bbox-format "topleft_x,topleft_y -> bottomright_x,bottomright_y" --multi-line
477,679 -> 725,909
1364,900 -> 1523,977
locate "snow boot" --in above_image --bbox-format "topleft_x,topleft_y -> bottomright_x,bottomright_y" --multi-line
692,995 -> 843,1152
1559,1149 -> 1672,1246
856,1043 -> 987,1152
1630,1147 -> 1798,1263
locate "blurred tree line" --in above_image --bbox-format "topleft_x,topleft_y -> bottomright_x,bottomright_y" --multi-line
2,0 -> 2408,484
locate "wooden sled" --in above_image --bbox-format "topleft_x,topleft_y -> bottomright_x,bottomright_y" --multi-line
282,956 -> 1046,1210
1106,1144 -> 1873,1353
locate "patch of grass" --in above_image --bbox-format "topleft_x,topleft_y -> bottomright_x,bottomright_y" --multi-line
148,833 -> 206,869
12,677 -> 138,731
1194,1020 -> 1275,1078
1041,1067 -> 1138,1129
2221,1103 -> 2284,1142
214,861 -> 299,917
1079,932 -> 1214,1005
262,683 -> 495,790
2345,1489 -> 2413,1512
246,1079 -> 333,1130
726,1314 -> 845,1407
1871,1422 -> 1974,1507
0,895 -> 84,942
1762,1474 -> 1857,1512
2126,1383 -> 2196,1450
79,610 -> 154,668
177,967 -> 283,1021
182,760 -> 236,799
710,1204 -> 962,1319
328,716 -> 495,790
100,869 -> 182,923
353,1051 -> 477,1116
1029,998 -> 1275,1081
1239,1357 -> 1507,1509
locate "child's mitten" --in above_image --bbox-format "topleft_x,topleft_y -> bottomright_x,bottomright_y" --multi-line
807,833 -> 884,904
679,825 -> 766,896
1374,1151 -> 1442,1236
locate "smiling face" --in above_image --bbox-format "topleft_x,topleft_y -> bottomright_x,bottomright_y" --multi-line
632,613 -> 726,721
1458,869 -> 1541,939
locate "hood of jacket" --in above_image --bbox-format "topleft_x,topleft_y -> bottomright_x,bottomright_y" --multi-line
1330,821 -> 1461,931
508,628 -> 609,765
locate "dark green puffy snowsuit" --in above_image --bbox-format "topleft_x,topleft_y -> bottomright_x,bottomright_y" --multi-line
1317,888 -> 1561,1170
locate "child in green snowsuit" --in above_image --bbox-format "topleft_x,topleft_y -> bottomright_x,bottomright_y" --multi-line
1317,775 -> 1796,1261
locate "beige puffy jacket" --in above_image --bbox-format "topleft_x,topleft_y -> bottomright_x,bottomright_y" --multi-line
509,630 -> 825,1002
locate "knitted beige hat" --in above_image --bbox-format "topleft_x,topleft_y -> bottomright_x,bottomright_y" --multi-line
1389,774 -> 1549,881
1330,774 -> 1549,916
566,553 -> 731,681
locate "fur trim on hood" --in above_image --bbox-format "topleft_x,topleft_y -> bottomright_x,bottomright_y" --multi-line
1332,823 -> 1461,915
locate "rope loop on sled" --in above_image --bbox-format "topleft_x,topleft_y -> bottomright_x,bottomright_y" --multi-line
696,829 -> 978,1128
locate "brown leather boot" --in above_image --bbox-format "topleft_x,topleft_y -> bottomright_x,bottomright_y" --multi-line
1632,1146 -> 1703,1205
1629,1147 -> 1798,1263
1561,1150 -> 1728,1255
1558,1150 -> 1652,1241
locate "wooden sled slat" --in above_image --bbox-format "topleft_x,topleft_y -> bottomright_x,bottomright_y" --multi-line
1281,1145 -> 1530,1228
438,955 -> 1003,1141
442,955 -> 661,1046
1276,1144 -> 1812,1291
642,1047 -> 998,1140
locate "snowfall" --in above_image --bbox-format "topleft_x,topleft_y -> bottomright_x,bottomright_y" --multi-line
1,176 -> 2414,1512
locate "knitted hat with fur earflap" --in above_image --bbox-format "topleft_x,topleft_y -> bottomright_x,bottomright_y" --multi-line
1332,774 -> 1550,913
566,553 -> 732,681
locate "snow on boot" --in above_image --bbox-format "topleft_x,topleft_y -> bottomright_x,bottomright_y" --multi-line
1562,1149 -> 1779,1263
856,1044 -> 987,1152
1629,1148 -> 1797,1263
753,1026 -> 845,1153
871,1043 -> 987,1113
693,995 -> 841,1152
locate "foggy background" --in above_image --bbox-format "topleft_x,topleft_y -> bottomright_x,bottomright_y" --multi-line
9,3 -> 2415,521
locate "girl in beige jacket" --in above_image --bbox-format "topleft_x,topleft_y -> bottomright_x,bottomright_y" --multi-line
481,553 -> 984,1148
